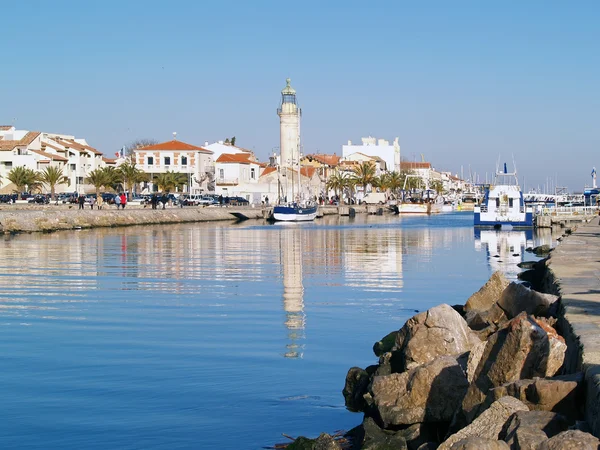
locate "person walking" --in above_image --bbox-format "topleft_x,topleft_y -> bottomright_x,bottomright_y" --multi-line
97,195 -> 104,210
115,193 -> 121,209
161,193 -> 168,210
89,196 -> 95,210
120,193 -> 127,209
151,193 -> 158,210
78,194 -> 85,210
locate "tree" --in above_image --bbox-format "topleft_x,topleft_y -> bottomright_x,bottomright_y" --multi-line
352,161 -> 377,197
123,138 -> 158,156
378,171 -> 403,199
86,168 -> 111,198
326,170 -> 351,205
39,166 -> 69,200
153,171 -> 187,193
118,157 -> 148,199
230,136 -> 236,146
7,166 -> 40,199
224,138 -> 230,145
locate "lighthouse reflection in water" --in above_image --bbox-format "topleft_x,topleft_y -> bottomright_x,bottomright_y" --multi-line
281,228 -> 306,358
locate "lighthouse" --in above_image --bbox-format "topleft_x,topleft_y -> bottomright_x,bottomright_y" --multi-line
277,78 -> 301,169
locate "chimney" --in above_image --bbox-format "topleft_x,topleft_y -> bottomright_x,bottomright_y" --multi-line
204,141 -> 209,147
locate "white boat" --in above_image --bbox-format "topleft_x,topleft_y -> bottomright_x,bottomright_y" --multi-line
474,163 -> 534,228
397,190 -> 444,214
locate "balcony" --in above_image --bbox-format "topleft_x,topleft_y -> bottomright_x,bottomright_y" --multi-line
215,177 -> 239,186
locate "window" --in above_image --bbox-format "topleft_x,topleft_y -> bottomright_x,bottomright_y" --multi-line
219,169 -> 224,179
181,156 -> 188,166
164,157 -> 171,166
70,164 -> 76,171
251,168 -> 255,179
4,162 -> 12,168
147,157 -> 154,165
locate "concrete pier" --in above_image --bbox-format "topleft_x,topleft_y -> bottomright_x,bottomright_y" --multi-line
546,217 -> 600,436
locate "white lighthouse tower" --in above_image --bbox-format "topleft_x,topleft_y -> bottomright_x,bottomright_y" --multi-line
277,78 -> 301,169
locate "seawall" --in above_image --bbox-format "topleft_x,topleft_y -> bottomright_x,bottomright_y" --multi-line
545,217 -> 600,436
0,204 -> 344,233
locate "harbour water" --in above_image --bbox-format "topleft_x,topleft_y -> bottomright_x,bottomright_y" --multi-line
0,213 -> 554,449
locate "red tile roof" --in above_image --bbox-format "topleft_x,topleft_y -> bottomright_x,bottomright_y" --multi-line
29,149 -> 68,162
0,131 -> 41,151
261,167 -> 277,177
300,166 -> 316,178
216,153 -> 254,164
102,157 -> 117,164
0,126 -> 13,131
41,141 -> 67,152
57,139 -> 102,155
138,139 -> 213,153
305,153 -> 341,166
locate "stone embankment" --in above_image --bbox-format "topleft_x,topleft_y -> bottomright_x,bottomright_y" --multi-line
286,221 -> 600,449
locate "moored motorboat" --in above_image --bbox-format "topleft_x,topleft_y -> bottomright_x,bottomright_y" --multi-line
474,163 -> 533,228
272,202 -> 318,222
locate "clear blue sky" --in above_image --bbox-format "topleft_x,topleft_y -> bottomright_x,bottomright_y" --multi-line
2,1 -> 598,192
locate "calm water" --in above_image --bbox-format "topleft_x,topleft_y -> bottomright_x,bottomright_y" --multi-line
0,213 -> 554,449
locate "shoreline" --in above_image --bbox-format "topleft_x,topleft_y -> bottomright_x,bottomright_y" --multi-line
0,204 -> 347,233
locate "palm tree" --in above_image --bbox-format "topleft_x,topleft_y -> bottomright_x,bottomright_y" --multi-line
86,168 -> 112,198
352,161 -> 377,198
39,166 -> 69,201
7,166 -> 40,199
379,171 -> 403,199
326,170 -> 351,205
154,171 -> 187,193
118,158 -> 148,200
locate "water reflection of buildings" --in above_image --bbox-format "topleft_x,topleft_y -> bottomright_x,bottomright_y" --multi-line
474,229 -> 533,279
280,229 -> 306,359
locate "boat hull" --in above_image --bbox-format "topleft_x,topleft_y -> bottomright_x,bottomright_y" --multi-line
398,202 -> 443,214
273,205 -> 318,222
474,209 -> 534,228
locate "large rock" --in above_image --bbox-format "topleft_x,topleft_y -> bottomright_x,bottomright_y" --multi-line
500,411 -> 569,449
466,340 -> 487,383
465,271 -> 509,312
368,356 -> 469,427
351,417 -> 439,450
465,303 -> 507,331
439,397 -> 529,450
374,330 -> 399,357
395,304 -> 481,372
536,429 -> 600,449
449,437 -> 509,450
485,373 -> 583,422
343,365 -> 378,412
498,282 -> 559,319
286,433 -> 342,450
460,313 -> 566,424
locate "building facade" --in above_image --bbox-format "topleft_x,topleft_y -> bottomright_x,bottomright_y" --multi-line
342,136 -> 400,173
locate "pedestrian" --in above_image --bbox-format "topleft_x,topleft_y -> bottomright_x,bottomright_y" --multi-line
89,196 -> 95,209
97,195 -> 104,210
78,194 -> 85,210
265,195 -> 269,205
161,193 -> 168,209
120,193 -> 127,209
218,194 -> 223,207
115,193 -> 121,209
151,193 -> 158,210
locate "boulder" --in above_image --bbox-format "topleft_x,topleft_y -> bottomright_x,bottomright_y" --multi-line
286,433 -> 342,450
500,411 -> 569,449
416,444 -> 438,450
498,282 -> 559,319
464,271 -> 509,312
466,340 -> 487,383
449,437 -> 509,450
394,304 -> 481,372
460,313 -> 566,425
439,397 -> 529,450
374,330 -> 399,357
532,245 -> 552,256
343,366 -> 373,412
352,417 -> 440,450
465,303 -> 507,331
485,373 -> 583,422
369,356 -> 469,427
358,417 -> 408,450
536,429 -> 600,450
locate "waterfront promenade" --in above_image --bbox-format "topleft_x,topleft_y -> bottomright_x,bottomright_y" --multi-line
548,216 -> 600,436
0,204 -> 344,233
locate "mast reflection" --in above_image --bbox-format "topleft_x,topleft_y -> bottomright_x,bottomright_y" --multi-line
280,227 -> 306,359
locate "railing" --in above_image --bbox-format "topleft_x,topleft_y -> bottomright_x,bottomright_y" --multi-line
538,206 -> 598,216
215,177 -> 239,185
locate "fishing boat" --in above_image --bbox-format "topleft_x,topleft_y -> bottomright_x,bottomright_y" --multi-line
397,175 -> 444,214
474,162 -> 534,228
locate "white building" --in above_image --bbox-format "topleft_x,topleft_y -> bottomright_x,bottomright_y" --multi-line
134,137 -> 214,193
277,78 -> 301,169
0,126 -> 114,194
342,136 -> 400,173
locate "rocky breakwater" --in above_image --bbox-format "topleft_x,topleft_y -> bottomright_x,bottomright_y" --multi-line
0,207 -> 265,233
287,245 -> 600,449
